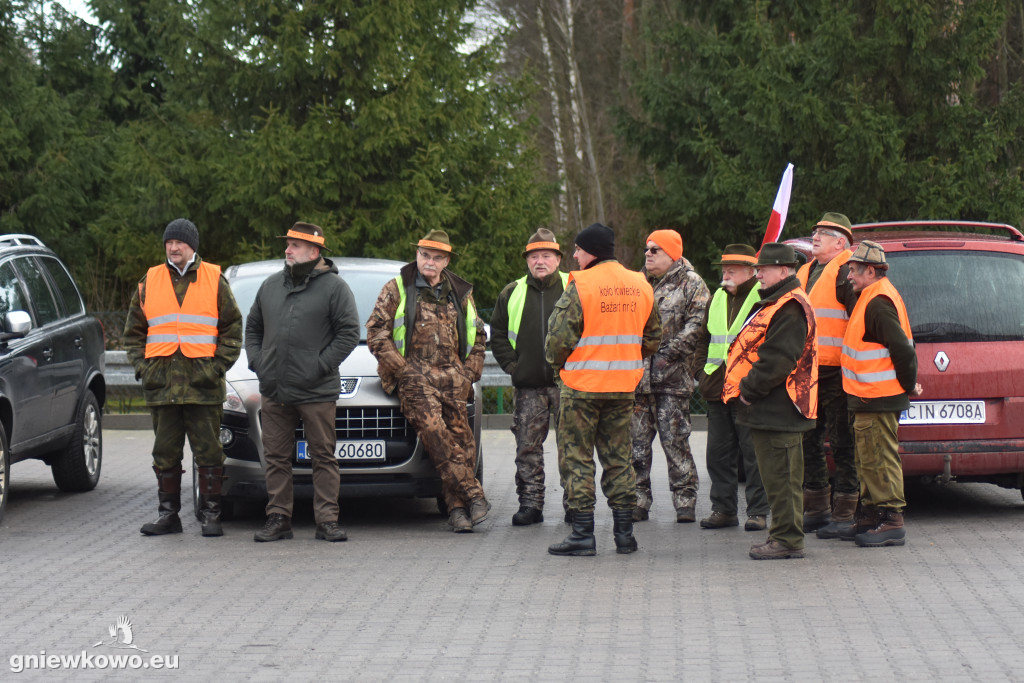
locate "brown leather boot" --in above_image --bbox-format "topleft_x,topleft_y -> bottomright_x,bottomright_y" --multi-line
802,484 -> 832,532
855,508 -> 906,547
140,467 -> 183,536
838,504 -> 880,541
196,466 -> 226,537
815,491 -> 859,539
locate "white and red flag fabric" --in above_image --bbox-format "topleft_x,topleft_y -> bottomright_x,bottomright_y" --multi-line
760,163 -> 794,248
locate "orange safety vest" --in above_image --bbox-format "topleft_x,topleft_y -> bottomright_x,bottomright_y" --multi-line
797,250 -> 851,366
560,261 -> 654,393
841,277 -> 913,398
722,289 -> 818,419
142,262 -> 221,358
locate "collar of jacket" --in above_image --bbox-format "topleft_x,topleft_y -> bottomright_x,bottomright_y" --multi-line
400,260 -> 473,302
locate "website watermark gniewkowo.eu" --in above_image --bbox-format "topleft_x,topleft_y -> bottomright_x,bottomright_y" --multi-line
9,615 -> 179,673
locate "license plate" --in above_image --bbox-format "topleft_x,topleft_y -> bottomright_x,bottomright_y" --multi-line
900,401 -> 986,425
296,440 -> 387,462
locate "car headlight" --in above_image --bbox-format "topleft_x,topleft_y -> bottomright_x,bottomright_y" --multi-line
223,381 -> 245,413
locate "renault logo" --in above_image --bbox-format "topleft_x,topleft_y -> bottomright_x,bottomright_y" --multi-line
934,351 -> 949,372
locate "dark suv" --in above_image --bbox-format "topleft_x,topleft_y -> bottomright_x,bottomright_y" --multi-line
0,234 -> 106,522
788,221 -> 1024,499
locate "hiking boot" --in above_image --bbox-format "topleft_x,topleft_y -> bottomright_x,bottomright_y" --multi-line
839,505 -> 880,541
254,513 -> 293,542
315,522 -> 348,542
816,491 -> 859,539
802,484 -> 832,532
632,507 -> 649,522
612,509 -> 638,554
512,506 -> 544,526
744,515 -> 767,532
449,507 -> 473,533
469,497 -> 491,525
749,538 -> 805,560
675,504 -> 696,524
548,510 -> 596,556
855,509 -> 906,547
700,511 -> 739,529
563,508 -> 573,524
140,467 -> 183,536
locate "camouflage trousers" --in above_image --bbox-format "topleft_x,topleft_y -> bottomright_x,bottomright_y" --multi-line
398,366 -> 483,511
557,396 -> 636,512
150,403 -> 224,471
630,393 -> 698,511
853,411 -> 906,510
803,370 -> 857,494
511,386 -> 559,509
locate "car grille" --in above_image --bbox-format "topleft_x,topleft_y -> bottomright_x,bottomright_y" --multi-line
294,407 -> 416,441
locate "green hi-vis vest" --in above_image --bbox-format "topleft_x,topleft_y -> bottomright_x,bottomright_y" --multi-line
703,284 -> 761,375
506,272 -> 569,350
392,275 -> 477,359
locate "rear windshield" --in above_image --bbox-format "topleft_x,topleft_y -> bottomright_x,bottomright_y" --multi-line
887,250 -> 1024,342
230,266 -> 397,342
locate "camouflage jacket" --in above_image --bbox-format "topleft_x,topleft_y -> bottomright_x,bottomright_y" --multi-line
636,257 -> 710,396
366,262 -> 486,396
123,256 -> 243,406
545,260 -> 663,400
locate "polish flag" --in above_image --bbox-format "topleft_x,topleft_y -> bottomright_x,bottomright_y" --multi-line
760,163 -> 794,247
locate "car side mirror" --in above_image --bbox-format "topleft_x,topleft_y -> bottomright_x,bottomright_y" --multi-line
0,310 -> 32,342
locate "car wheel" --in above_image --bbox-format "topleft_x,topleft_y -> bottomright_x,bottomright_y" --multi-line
475,447 -> 484,485
51,390 -> 102,492
436,496 -> 447,517
191,459 -> 235,520
0,422 -> 10,523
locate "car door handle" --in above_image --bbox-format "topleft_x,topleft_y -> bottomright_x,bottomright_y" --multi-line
42,347 -> 54,361
74,336 -> 84,349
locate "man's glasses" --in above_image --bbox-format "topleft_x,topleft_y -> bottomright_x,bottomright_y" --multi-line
418,250 -> 449,263
644,246 -> 662,254
812,228 -> 842,239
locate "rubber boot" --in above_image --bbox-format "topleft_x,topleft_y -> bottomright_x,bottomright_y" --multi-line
548,510 -> 596,556
802,484 -> 832,532
140,467 -> 183,536
816,491 -> 859,539
197,466 -> 225,537
612,509 -> 638,554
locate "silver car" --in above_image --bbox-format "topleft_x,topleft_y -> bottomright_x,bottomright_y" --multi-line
196,258 -> 483,518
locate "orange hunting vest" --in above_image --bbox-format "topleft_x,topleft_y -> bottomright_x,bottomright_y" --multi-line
841,277 -> 913,398
797,250 -> 851,366
721,288 -> 818,419
560,262 -> 654,393
142,262 -> 221,358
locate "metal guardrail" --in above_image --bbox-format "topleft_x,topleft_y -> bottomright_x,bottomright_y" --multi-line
104,350 -> 513,388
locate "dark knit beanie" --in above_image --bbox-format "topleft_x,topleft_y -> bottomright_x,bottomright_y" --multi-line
574,223 -> 615,262
163,218 -> 199,252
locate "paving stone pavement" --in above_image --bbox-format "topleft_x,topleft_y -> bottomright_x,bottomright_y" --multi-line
2,426 -> 1024,681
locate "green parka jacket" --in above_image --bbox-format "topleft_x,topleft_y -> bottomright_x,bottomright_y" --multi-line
245,258 -> 360,404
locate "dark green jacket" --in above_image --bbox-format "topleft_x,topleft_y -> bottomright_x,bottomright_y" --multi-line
245,257 -> 360,404
847,293 -> 918,413
734,275 -> 816,433
490,270 -> 565,388
123,256 -> 243,406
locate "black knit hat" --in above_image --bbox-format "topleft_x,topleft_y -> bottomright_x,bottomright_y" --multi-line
163,218 -> 199,252
574,223 -> 615,262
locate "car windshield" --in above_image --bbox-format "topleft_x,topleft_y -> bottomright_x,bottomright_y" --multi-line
230,266 -> 397,342
887,250 -> 1024,342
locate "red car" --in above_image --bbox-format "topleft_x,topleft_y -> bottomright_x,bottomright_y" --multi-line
787,221 -> 1024,499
